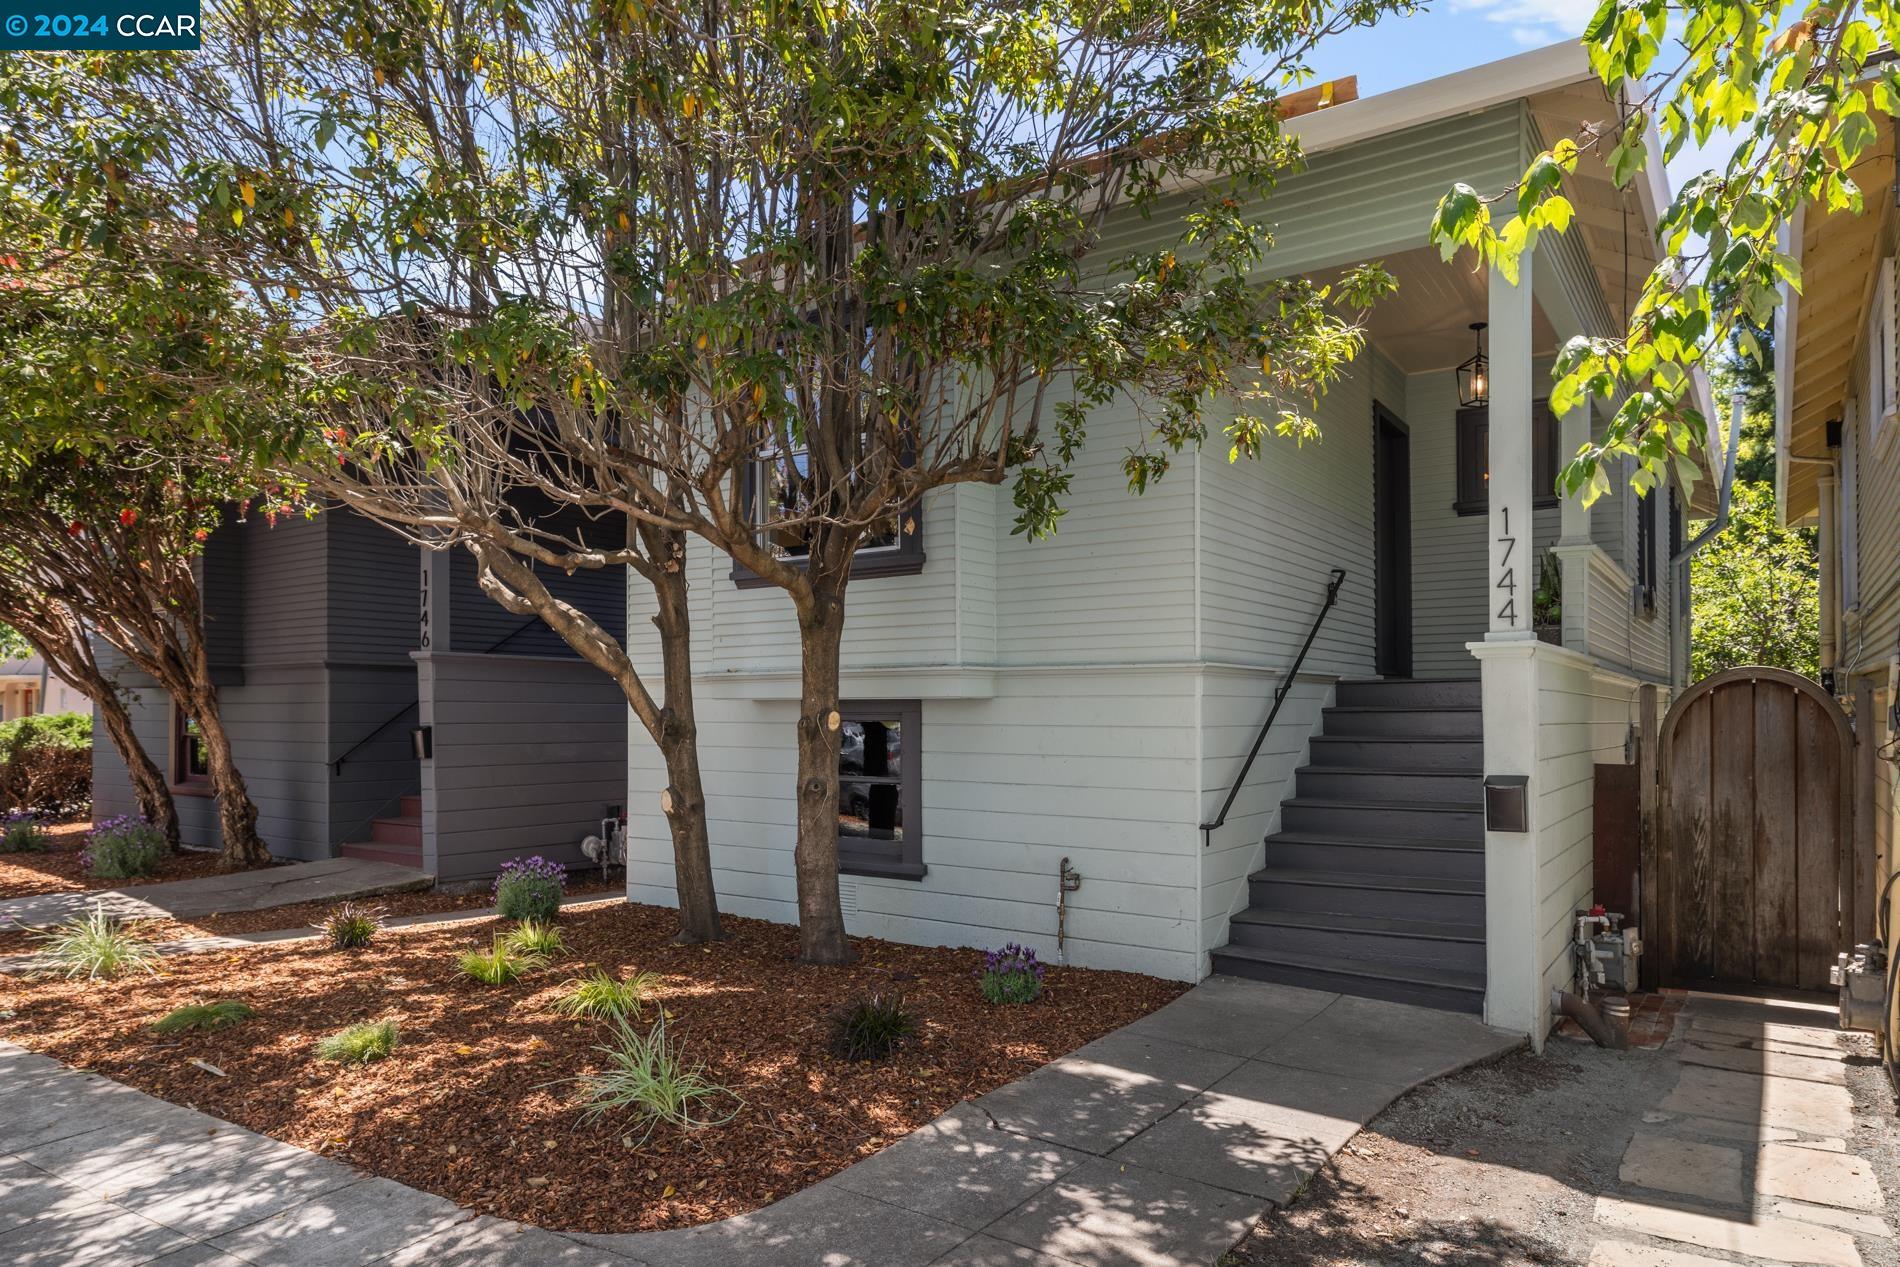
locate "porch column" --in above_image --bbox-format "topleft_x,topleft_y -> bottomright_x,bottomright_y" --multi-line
1478,257 -> 1545,1041
1487,259 -> 1537,640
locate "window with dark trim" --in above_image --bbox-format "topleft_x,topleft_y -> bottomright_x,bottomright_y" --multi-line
729,451 -> 924,588
1635,488 -> 1657,616
173,702 -> 210,785
836,700 -> 925,880
1453,401 -> 1560,516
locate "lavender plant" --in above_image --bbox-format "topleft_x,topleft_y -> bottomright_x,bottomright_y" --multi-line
1,810 -> 46,853
82,815 -> 167,880
494,855 -> 566,922
976,943 -> 1046,1005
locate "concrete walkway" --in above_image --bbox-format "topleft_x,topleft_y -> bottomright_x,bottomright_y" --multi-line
0,977 -> 1518,1266
0,858 -> 433,932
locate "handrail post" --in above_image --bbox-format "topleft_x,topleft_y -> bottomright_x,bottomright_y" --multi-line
1198,569 -> 1347,845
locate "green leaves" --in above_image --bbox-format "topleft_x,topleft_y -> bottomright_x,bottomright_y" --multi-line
1434,0 -> 1898,504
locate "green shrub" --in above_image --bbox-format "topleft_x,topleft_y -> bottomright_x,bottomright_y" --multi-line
83,816 -> 168,880
501,920 -> 565,958
316,1019 -> 399,1064
829,993 -> 917,1062
0,713 -> 92,817
571,1016 -> 739,1141
321,902 -> 383,951
554,968 -> 659,1022
153,1001 -> 256,1034
493,855 -> 565,922
457,937 -> 547,986
1,811 -> 47,853
31,906 -> 160,980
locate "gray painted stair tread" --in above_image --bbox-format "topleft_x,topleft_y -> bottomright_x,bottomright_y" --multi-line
1229,908 -> 1483,941
1210,946 -> 1486,992
1249,868 -> 1483,895
1297,765 -> 1481,779
1264,830 -> 1481,851
1323,704 -> 1483,713
1281,796 -> 1483,812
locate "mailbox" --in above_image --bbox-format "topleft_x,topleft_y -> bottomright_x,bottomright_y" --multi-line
410,725 -> 433,760
1483,774 -> 1529,832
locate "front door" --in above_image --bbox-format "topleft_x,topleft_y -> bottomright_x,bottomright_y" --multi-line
1373,404 -> 1412,678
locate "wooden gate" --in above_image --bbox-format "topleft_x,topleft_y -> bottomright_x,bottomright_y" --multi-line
1654,666 -> 1856,991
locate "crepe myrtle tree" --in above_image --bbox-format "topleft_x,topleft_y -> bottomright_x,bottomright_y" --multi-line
1431,0 -> 1900,506
42,0 -> 1400,961
0,89 -> 303,868
0,450 -> 279,865
0,585 -> 181,846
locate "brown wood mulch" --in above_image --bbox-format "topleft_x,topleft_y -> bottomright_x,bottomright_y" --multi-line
0,820 -> 276,900
0,875 -> 619,955
0,902 -> 1185,1234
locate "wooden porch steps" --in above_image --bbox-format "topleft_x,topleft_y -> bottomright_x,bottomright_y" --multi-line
1212,677 -> 1488,1015
338,794 -> 425,870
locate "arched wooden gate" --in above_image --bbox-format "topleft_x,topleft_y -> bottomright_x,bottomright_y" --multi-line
1654,666 -> 1856,991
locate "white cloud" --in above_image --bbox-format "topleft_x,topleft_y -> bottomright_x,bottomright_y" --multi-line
1447,0 -> 1600,51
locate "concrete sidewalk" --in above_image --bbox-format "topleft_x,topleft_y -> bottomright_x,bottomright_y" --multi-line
0,977 -> 1518,1266
0,858 -> 433,934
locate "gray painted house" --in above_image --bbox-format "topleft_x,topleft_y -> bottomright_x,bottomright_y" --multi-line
92,506 -> 628,885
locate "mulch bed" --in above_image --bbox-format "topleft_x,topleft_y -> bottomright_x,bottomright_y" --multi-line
0,901 -> 1185,1233
0,876 -> 616,955
0,821 -> 274,900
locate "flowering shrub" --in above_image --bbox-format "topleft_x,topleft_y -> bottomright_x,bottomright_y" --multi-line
976,943 -> 1046,1005
82,815 -> 168,880
1,810 -> 47,854
494,855 -> 566,922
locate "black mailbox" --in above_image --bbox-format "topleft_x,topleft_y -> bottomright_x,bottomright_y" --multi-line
1483,774 -> 1529,832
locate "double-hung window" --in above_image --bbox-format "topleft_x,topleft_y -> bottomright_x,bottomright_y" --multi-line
173,702 -> 210,786
733,445 -> 923,586
835,700 -> 924,880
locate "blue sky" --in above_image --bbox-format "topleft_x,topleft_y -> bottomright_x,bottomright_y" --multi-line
1291,5 -> 1724,200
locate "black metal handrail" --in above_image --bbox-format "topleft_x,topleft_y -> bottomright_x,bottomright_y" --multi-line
1199,567 -> 1347,846
330,612 -> 544,776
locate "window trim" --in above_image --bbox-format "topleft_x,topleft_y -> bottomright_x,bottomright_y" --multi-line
728,460 -> 925,588
1452,400 -> 1561,517
171,699 -> 211,789
835,699 -> 925,881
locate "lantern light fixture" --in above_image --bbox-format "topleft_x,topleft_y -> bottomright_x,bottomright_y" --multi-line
1457,321 -> 1489,407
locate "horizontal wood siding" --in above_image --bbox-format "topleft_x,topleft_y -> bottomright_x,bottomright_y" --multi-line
626,668 -> 1203,979
327,510 -> 420,667
1532,659 -> 1643,1001
243,514 -> 328,667
1196,346 -> 1381,675
419,652 -> 627,883
1407,366 -> 1560,677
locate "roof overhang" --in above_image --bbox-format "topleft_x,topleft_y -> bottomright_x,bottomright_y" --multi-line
1776,110 -> 1895,523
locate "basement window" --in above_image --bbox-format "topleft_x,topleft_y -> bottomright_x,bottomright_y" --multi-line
836,701 -> 925,881
1453,401 -> 1560,516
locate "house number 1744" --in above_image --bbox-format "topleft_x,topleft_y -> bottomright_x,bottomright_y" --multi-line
1495,505 -> 1518,626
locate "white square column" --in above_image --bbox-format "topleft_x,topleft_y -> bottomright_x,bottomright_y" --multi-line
1487,260 -> 1537,640
1477,257 -> 1546,1041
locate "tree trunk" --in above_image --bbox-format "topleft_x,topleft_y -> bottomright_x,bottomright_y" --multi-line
648,533 -> 723,943
792,575 -> 852,965
190,686 -> 268,867
93,689 -> 179,848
